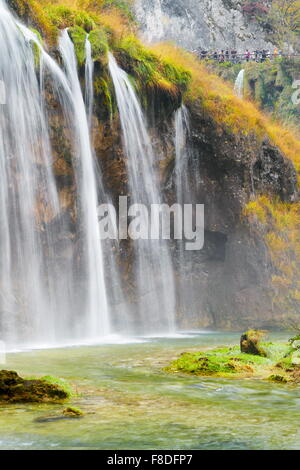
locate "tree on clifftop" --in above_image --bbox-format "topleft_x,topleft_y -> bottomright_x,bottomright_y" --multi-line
266,0 -> 300,51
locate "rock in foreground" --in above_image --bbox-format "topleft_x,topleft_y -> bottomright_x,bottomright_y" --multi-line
0,370 -> 70,403
240,330 -> 267,357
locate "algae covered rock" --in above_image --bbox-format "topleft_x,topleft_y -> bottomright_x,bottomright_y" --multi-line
240,330 -> 267,357
63,406 -> 83,418
268,374 -> 288,383
0,370 -> 70,403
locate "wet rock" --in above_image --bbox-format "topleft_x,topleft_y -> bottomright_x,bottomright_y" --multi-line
268,374 -> 288,383
0,370 -> 69,403
62,407 -> 83,418
240,329 -> 267,356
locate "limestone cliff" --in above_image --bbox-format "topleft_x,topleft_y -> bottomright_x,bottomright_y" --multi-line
134,0 -> 274,52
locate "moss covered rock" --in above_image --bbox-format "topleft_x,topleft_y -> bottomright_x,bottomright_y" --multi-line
68,26 -> 87,67
240,330 -> 267,357
0,370 -> 71,403
63,406 -> 83,417
268,374 -> 288,383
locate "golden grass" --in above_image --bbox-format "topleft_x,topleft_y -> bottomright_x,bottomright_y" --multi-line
244,196 -> 300,314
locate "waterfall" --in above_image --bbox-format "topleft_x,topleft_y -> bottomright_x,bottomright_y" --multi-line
234,69 -> 245,98
85,36 -> 94,128
59,30 -> 110,339
0,0 -> 111,346
84,37 -> 129,334
174,105 -> 201,321
0,0 -> 60,345
108,53 -> 176,334
175,105 -> 191,205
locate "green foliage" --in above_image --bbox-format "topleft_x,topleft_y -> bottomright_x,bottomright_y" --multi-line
45,5 -> 96,31
261,0 -> 300,51
210,59 -> 300,130
89,28 -> 109,59
101,0 -> 135,22
9,0 -> 57,42
115,36 -> 191,99
68,26 -> 87,66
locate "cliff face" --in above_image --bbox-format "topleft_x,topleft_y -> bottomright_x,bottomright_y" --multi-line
134,0 -> 273,52
39,47 -> 300,331
166,100 -> 297,329
77,78 -> 297,330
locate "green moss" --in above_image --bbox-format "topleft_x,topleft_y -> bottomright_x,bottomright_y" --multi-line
39,375 -> 73,398
276,355 -> 294,371
94,76 -> 113,115
68,26 -> 87,67
115,36 -> 191,99
28,28 -> 42,67
45,5 -> 96,32
166,342 -> 293,378
0,370 -> 71,403
268,374 -> 289,383
89,29 -> 109,60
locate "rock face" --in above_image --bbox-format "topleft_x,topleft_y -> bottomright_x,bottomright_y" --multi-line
0,370 -> 69,403
158,98 -> 297,330
134,0 -> 273,52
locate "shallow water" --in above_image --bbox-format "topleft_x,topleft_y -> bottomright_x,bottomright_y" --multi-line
1,331 -> 299,450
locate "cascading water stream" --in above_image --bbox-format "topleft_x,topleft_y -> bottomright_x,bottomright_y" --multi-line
84,37 -> 129,333
58,30 -> 110,339
85,35 -> 94,128
175,105 -> 190,205
0,0 -> 60,345
174,105 -> 201,320
234,69 -> 245,98
0,0 -> 111,346
108,53 -> 176,334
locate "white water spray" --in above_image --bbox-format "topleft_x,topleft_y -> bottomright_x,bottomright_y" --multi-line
234,69 -> 245,98
85,35 -> 94,128
174,105 -> 202,321
0,0 -> 111,346
0,0 -> 60,345
108,53 -> 176,334
59,30 -> 110,339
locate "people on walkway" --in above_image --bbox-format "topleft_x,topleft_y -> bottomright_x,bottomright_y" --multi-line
197,48 -> 291,63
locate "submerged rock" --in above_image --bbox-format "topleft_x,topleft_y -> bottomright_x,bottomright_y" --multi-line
0,370 -> 70,403
240,330 -> 267,356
